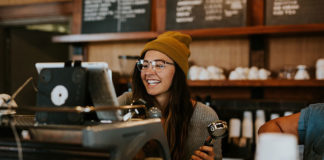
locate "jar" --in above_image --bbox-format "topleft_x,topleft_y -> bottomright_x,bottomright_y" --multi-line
294,65 -> 310,80
316,58 -> 324,79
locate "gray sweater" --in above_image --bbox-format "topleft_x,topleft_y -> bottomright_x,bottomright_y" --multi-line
118,92 -> 222,160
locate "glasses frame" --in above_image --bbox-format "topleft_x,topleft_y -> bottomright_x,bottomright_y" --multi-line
136,59 -> 174,73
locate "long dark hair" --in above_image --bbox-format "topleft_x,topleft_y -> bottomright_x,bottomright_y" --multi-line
132,53 -> 194,160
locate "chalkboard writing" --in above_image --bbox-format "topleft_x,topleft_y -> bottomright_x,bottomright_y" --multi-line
82,0 -> 151,34
266,0 -> 324,25
166,0 -> 247,30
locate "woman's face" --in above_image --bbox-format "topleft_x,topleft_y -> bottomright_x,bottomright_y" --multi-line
140,50 -> 175,97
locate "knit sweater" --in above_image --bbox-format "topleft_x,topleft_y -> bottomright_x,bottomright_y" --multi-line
117,92 -> 222,160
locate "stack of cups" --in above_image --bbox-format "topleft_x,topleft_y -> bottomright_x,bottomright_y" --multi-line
242,111 -> 253,140
255,110 -> 265,145
255,133 -> 299,160
316,58 -> 324,79
228,118 -> 241,144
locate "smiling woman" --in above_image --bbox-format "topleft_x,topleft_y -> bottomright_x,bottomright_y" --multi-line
139,50 -> 176,97
117,31 -> 222,160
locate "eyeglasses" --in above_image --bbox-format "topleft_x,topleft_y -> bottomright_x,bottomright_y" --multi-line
136,59 -> 174,73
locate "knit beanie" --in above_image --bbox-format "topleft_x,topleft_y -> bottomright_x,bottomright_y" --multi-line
140,31 -> 192,76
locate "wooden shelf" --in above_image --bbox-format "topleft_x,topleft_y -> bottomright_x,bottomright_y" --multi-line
181,24 -> 324,38
52,24 -> 324,43
52,31 -> 159,43
117,78 -> 324,87
187,79 -> 324,87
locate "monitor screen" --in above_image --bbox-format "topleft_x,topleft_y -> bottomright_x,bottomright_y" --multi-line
35,62 -> 121,123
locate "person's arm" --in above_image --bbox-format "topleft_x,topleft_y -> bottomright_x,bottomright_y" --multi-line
258,112 -> 300,137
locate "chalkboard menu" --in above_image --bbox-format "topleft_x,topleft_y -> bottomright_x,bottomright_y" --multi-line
82,0 -> 151,34
166,0 -> 247,30
266,0 -> 324,25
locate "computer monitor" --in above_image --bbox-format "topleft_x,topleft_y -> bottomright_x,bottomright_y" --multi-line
35,62 -> 122,123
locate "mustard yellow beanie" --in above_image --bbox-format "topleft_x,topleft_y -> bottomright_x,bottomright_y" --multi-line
140,31 -> 192,76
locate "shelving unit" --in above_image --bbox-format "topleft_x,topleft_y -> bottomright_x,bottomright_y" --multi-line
187,79 -> 324,87
117,78 -> 324,87
52,31 -> 159,43
52,24 -> 324,43
187,79 -> 324,101
115,78 -> 324,101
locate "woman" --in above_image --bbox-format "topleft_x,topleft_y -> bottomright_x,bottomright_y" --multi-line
118,31 -> 222,160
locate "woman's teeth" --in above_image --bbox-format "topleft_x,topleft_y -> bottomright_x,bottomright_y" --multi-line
147,80 -> 160,85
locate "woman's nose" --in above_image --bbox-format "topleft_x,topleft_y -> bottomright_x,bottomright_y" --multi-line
145,64 -> 156,74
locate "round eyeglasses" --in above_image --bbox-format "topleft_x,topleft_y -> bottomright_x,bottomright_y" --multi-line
136,59 -> 174,73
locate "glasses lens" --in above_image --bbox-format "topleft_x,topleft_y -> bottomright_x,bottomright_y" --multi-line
136,60 -> 149,71
136,60 -> 143,71
153,61 -> 165,72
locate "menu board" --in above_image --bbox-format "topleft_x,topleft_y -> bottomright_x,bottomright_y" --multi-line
266,0 -> 324,25
82,0 -> 151,33
166,0 -> 247,30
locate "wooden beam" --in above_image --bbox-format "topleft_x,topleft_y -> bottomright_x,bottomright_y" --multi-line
151,0 -> 166,33
71,0 -> 82,34
52,31 -> 159,43
247,0 -> 264,26
52,24 -> 324,43
0,1 -> 73,20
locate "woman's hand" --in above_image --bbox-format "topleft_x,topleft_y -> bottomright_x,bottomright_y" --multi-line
191,145 -> 215,160
0,94 -> 17,107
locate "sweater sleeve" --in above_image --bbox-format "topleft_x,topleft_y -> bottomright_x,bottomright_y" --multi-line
117,92 -> 133,105
185,102 -> 222,160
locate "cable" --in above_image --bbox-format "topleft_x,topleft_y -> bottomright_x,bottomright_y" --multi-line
29,76 -> 38,93
6,77 -> 37,107
10,119 -> 23,160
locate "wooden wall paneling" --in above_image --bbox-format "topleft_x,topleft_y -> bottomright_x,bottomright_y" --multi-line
87,41 -> 147,72
0,1 -> 73,20
151,0 -> 166,33
0,0 -> 71,6
71,0 -> 82,34
189,38 -> 250,72
268,34 -> 324,77
247,0 -> 264,26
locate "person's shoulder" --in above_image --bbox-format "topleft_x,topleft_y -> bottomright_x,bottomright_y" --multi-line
300,103 -> 324,121
193,102 -> 219,120
119,91 -> 132,97
301,103 -> 324,116
117,92 -> 133,105
307,103 -> 324,111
